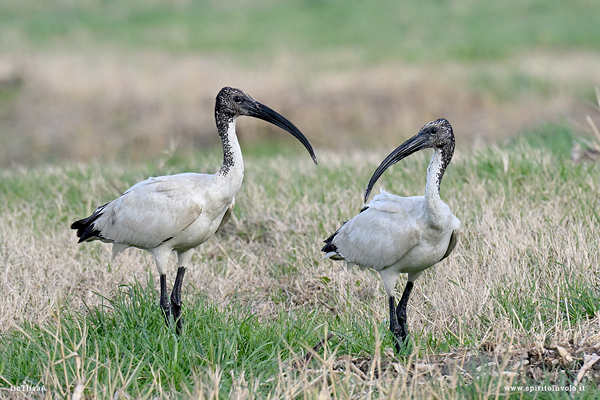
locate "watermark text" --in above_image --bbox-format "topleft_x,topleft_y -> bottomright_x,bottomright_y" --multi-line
504,385 -> 584,393
9,382 -> 46,393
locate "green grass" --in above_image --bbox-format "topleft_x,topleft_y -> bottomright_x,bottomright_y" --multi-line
2,279 -> 598,398
1,123 -> 600,397
545,265 -> 600,323
2,0 -> 600,62
509,123 -> 580,157
0,277 -> 392,397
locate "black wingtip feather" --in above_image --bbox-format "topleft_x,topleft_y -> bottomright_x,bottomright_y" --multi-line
71,206 -> 106,242
321,233 -> 339,253
321,221 -> 347,253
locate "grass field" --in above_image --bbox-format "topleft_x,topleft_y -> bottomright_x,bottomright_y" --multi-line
1,127 -> 599,397
1,0 -> 600,398
1,0 -> 600,165
2,0 -> 600,61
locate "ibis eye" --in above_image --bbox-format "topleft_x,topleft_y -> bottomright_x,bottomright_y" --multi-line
431,128 -> 438,134
233,96 -> 242,103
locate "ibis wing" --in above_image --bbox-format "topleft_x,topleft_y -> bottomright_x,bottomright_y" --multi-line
332,201 -> 420,270
216,201 -> 235,233
440,229 -> 459,261
93,177 -> 202,248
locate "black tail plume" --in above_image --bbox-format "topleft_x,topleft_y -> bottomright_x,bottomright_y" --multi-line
71,205 -> 106,243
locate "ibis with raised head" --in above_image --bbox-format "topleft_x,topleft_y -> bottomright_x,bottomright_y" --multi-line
322,118 -> 460,351
72,87 -> 318,334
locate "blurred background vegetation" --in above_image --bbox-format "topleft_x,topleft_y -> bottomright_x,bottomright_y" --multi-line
1,0 -> 600,165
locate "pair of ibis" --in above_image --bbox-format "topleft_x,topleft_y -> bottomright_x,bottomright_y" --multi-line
72,87 -> 459,350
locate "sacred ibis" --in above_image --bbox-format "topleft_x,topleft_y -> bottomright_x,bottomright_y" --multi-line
322,118 -> 460,351
72,87 -> 318,334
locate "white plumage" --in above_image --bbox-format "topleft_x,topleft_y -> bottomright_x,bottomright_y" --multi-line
72,87 -> 317,334
322,118 -> 459,351
91,173 -> 232,260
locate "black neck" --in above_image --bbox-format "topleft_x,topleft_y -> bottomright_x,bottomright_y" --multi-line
436,140 -> 455,190
215,99 -> 236,176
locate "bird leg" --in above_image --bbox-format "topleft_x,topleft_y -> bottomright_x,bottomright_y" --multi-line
160,274 -> 172,326
388,296 -> 400,333
388,296 -> 403,352
395,281 -> 414,346
171,267 -> 186,335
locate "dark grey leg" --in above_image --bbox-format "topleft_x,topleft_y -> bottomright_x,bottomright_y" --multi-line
160,274 -> 172,326
171,267 -> 186,335
388,296 -> 403,353
395,281 -> 414,346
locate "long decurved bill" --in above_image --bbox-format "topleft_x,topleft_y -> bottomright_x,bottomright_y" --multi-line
247,101 -> 318,165
364,134 -> 431,202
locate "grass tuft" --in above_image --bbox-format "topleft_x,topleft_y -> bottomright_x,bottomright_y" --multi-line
1,133 -> 600,396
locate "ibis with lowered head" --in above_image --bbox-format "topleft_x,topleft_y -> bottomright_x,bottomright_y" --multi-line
72,87 -> 318,334
322,118 -> 460,351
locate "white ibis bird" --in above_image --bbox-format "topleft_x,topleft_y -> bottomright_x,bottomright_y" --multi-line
322,118 -> 460,351
72,87 -> 318,334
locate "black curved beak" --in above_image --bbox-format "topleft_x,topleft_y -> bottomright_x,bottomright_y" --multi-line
246,101 -> 318,165
364,134 -> 431,202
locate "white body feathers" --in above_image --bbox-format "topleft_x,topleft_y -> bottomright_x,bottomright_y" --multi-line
79,121 -> 243,275
323,146 -> 460,297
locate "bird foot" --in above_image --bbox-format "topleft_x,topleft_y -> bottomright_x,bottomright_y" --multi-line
171,300 -> 183,335
161,302 -> 172,326
393,333 -> 409,353
392,322 -> 410,353
169,266 -> 186,336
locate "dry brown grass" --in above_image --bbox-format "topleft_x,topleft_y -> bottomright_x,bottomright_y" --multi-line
1,138 -> 599,396
1,49 -> 599,165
